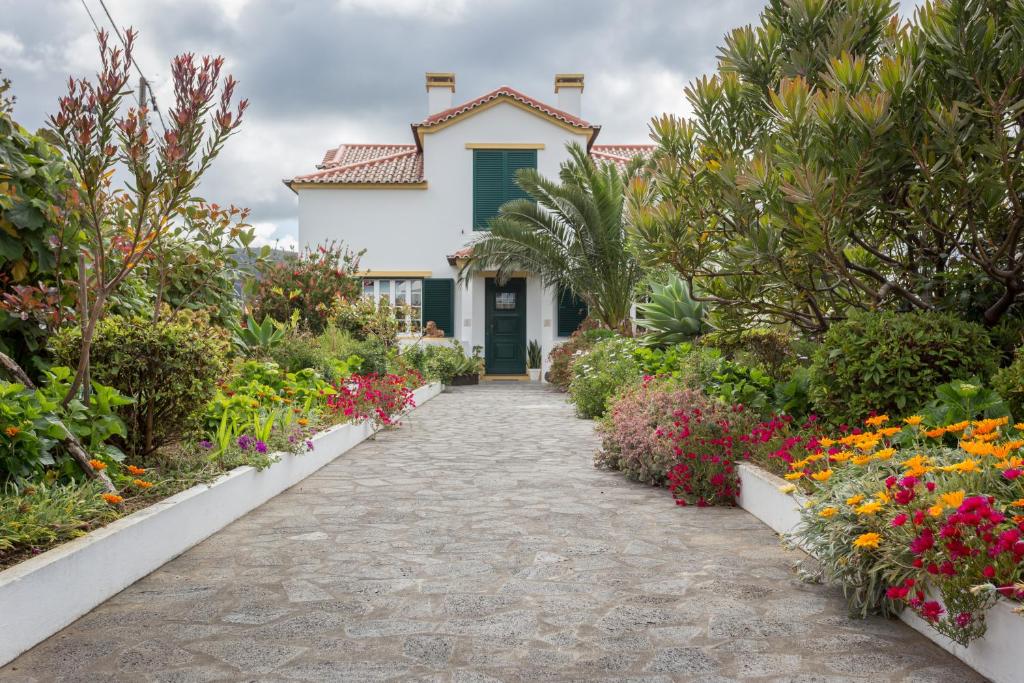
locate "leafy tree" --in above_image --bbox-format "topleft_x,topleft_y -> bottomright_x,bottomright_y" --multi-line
629,0 -> 1024,333
0,70 -> 80,372
462,142 -> 643,332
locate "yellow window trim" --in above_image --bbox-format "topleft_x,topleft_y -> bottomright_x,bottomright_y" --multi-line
416,96 -> 594,144
465,143 -> 545,150
360,270 -> 433,278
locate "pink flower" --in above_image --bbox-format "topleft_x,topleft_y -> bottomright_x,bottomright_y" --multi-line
891,513 -> 909,527
921,601 -> 945,622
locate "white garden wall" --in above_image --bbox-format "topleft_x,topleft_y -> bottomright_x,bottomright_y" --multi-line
0,381 -> 442,667
736,461 -> 1021,683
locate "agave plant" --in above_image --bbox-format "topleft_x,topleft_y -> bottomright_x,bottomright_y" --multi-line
635,275 -> 707,346
527,340 -> 543,369
229,314 -> 286,356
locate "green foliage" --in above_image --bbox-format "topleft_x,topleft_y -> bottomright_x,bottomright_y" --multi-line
402,342 -> 482,384
0,368 -> 131,479
809,311 -> 999,424
545,322 -> 616,390
698,328 -> 799,380
316,325 -> 390,375
705,356 -> 774,414
332,296 -> 402,346
205,361 -> 333,458
568,336 -> 641,419
924,378 -> 1009,426
267,328 -> 361,381
51,312 -> 230,456
0,86 -> 78,373
629,0 -> 1024,331
773,367 -> 812,419
636,275 -> 705,346
992,347 -> 1024,420
250,242 -> 362,334
230,313 -> 287,356
463,143 -> 643,332
1,479 -> 118,563
527,339 -> 542,369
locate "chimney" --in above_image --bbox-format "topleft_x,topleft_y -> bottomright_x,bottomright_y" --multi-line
426,72 -> 455,115
554,73 -> 584,117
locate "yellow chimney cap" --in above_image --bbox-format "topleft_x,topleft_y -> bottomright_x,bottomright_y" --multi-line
554,73 -> 584,92
425,72 -> 455,92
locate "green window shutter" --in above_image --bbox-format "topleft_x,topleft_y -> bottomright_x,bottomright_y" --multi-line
422,278 -> 454,337
505,150 -> 537,202
472,149 -> 537,230
557,287 -> 588,337
473,150 -> 504,230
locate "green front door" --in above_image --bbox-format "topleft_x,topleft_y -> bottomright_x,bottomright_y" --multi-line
485,278 -> 526,375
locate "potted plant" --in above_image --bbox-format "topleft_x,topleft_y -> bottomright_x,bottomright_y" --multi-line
527,340 -> 542,382
449,346 -> 484,386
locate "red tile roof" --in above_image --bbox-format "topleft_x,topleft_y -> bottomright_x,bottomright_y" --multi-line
285,89 -> 653,189
288,144 -> 424,186
591,144 -> 655,166
414,85 -> 597,132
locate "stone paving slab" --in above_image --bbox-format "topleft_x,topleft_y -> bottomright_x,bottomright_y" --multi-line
3,383 -> 982,682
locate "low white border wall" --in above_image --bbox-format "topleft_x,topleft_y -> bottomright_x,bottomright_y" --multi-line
0,381 -> 442,666
736,460 -> 1021,683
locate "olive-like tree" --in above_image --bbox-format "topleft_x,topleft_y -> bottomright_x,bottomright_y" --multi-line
629,0 -> 1024,334
461,142 -> 643,333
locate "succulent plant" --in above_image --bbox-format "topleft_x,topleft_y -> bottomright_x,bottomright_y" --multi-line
635,276 -> 707,346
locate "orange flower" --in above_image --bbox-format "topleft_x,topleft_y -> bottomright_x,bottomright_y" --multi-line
928,504 -> 945,517
865,415 -> 889,427
846,494 -> 865,506
940,490 -> 965,509
945,421 -> 970,433
819,507 -> 839,518
923,427 -> 946,439
4,426 -> 20,437
810,469 -> 833,482
126,465 -> 146,475
88,459 -> 107,471
132,479 -> 153,489
872,448 -> 896,461
1009,498 -> 1024,508
297,418 -> 309,426
903,415 -> 924,426
819,437 -> 836,447
854,501 -> 883,515
101,493 -> 124,505
853,532 -> 881,549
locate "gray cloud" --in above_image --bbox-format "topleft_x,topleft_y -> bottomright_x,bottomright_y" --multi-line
1,0 -> 920,246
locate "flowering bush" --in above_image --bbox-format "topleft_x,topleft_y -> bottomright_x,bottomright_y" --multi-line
790,413 -> 1024,644
545,321 -> 615,390
739,413 -> 827,480
327,371 -> 419,428
250,241 -> 362,334
568,336 -> 642,418
596,376 -> 752,506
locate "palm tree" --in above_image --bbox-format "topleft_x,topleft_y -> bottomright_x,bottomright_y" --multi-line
461,142 -> 642,333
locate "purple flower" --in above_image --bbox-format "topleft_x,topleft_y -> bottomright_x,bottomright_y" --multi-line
198,439 -> 213,450
236,435 -> 254,450
305,440 -> 314,451
255,440 -> 268,454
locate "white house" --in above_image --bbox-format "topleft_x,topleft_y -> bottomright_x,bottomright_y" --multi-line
285,73 -> 651,378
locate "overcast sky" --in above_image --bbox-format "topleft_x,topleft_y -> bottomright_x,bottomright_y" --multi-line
1,0 -> 919,250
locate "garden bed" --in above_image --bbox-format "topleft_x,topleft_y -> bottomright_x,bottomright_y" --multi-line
735,461 -> 1021,683
0,381 -> 441,667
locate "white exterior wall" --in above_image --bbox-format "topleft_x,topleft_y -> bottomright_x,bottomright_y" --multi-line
296,101 -> 591,376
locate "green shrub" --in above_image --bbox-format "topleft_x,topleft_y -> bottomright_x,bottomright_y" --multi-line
992,347 -> 1024,419
808,311 -> 999,424
698,328 -> 799,379
250,242 -> 362,334
546,321 -> 616,390
269,329 -> 332,377
568,336 -> 641,419
399,342 -> 481,384
316,325 -> 390,375
51,311 -> 230,456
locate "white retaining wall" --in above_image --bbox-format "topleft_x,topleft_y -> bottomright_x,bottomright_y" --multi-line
0,381 -> 442,666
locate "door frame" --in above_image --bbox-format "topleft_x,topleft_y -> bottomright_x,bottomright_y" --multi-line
484,277 -> 527,375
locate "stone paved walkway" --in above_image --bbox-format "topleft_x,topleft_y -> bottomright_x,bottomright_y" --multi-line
5,384 -> 981,682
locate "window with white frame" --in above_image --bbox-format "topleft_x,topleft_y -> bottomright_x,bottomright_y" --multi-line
362,278 -> 422,334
